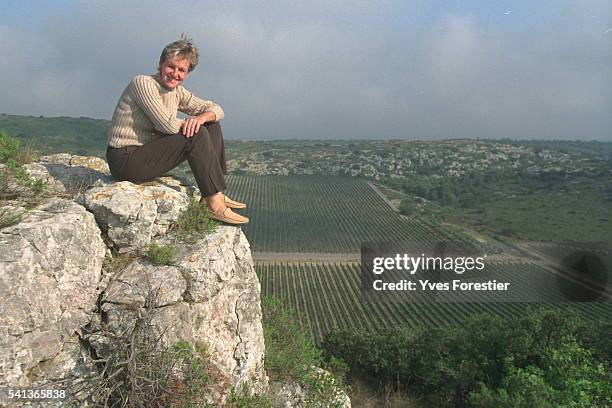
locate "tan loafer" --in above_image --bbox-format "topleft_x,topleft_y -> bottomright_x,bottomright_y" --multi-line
224,195 -> 247,209
208,207 -> 249,225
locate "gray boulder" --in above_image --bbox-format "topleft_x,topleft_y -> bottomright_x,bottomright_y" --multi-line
79,177 -> 198,253
93,226 -> 268,405
1,154 -> 270,405
0,198 -> 106,388
38,154 -> 112,191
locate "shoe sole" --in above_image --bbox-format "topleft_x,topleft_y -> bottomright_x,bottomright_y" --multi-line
208,212 -> 249,225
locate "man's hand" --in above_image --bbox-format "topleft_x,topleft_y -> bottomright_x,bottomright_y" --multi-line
180,111 -> 216,138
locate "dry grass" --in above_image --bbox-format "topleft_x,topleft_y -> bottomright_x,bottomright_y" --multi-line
13,139 -> 39,164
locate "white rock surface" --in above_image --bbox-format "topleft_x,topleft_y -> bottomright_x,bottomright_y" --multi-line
79,177 -> 197,253
0,198 -> 106,388
38,153 -> 112,190
1,155 -> 269,405
96,226 -> 267,405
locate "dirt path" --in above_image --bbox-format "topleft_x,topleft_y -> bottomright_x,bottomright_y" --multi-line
367,181 -> 400,212
253,252 -> 360,262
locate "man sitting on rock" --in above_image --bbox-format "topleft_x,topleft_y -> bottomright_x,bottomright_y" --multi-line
106,35 -> 248,225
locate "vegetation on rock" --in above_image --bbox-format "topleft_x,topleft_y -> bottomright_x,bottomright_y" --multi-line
0,131 -> 46,228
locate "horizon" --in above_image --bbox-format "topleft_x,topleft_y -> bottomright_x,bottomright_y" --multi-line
1,1 -> 611,141
2,113 -> 612,144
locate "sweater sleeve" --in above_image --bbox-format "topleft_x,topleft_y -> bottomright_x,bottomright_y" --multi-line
129,76 -> 184,134
177,86 -> 225,121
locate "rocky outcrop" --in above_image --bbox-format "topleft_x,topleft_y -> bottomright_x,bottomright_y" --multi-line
37,154 -> 112,190
0,154 -> 268,405
0,198 -> 106,388
79,178 -> 196,253
93,226 -> 267,405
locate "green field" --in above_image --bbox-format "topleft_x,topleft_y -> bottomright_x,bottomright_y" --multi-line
257,261 -> 612,343
455,187 -> 612,242
0,114 -> 109,157
225,175 -> 474,253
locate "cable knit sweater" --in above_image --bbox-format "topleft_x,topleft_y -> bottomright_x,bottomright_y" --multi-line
107,73 -> 224,148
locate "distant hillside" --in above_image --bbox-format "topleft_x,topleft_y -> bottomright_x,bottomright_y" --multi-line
0,114 -> 109,157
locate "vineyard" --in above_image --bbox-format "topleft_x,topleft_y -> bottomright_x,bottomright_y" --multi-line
225,175 -> 475,253
256,261 -> 612,343
223,175 -> 611,342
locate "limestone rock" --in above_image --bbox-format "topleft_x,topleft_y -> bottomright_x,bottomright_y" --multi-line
0,162 -> 64,201
1,154 -> 270,406
38,154 -> 112,191
79,176 -> 197,253
95,226 -> 267,405
24,163 -> 66,194
0,198 -> 106,388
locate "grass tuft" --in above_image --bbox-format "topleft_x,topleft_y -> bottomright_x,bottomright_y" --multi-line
0,131 -> 46,228
146,243 -> 177,266
175,198 -> 218,243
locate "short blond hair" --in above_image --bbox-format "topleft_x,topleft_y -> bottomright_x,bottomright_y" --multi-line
158,34 -> 199,72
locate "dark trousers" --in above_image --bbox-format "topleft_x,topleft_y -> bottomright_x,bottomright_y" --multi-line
106,121 -> 227,197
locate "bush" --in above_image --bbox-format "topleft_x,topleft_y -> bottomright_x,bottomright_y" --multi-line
399,199 -> 417,216
0,130 -> 21,163
262,296 -> 322,382
0,130 -> 38,165
323,307 -> 612,407
0,131 -> 45,228
262,296 -> 348,407
146,243 -> 177,265
0,207 -> 27,229
227,383 -> 272,408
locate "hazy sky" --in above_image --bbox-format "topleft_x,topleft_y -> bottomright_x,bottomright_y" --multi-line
1,0 -> 611,140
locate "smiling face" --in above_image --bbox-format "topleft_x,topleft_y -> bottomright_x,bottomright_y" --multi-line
158,55 -> 190,90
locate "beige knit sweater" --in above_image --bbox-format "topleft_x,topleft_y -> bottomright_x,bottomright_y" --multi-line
107,73 -> 224,148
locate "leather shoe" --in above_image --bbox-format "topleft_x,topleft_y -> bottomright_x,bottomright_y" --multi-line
224,195 -> 247,209
208,207 -> 249,225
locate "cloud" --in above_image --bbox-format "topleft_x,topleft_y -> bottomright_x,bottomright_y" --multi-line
0,1 -> 610,140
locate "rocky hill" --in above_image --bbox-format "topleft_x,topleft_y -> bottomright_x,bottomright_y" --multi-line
0,155 -> 270,406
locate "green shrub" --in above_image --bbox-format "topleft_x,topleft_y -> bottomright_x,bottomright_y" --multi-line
146,243 -> 177,265
323,307 -> 612,407
227,383 -> 272,408
0,130 -> 21,163
175,198 -> 218,243
399,198 -> 417,216
262,296 -> 323,381
0,131 -> 38,165
73,301 -> 216,407
0,207 -> 27,229
262,296 -> 348,407
469,341 -> 611,408
0,131 -> 45,228
170,340 -> 214,408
